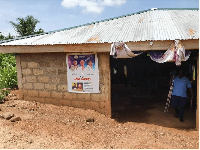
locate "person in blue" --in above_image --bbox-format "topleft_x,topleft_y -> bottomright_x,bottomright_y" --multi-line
170,68 -> 193,122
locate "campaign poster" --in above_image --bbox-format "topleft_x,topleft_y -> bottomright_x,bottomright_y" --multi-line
66,53 -> 99,93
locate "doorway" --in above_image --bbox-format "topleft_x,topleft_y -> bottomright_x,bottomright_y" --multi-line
110,50 -> 198,130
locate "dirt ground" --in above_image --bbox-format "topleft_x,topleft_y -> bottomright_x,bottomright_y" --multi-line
0,90 -> 199,149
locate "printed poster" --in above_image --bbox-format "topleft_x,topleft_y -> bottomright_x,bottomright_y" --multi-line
66,53 -> 99,93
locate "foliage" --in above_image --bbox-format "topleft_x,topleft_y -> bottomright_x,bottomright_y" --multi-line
0,15 -> 44,101
0,32 -> 15,41
5,33 -> 15,40
0,89 -> 10,101
0,33 -> 4,40
0,53 -> 18,89
9,15 -> 44,36
0,53 -> 17,101
0,32 -> 16,101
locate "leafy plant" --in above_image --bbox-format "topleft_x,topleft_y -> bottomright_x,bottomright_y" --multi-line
0,53 -> 17,102
9,15 -> 44,36
0,88 -> 10,101
0,53 -> 18,89
0,15 -> 43,102
0,32 -> 15,41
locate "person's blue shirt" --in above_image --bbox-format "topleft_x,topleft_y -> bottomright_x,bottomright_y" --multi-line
172,76 -> 192,98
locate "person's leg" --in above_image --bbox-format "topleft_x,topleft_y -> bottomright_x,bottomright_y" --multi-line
171,95 -> 179,117
179,97 -> 187,122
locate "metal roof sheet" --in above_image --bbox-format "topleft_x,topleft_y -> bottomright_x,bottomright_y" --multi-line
0,8 -> 199,46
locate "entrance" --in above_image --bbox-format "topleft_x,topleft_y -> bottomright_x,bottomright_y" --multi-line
110,50 -> 198,130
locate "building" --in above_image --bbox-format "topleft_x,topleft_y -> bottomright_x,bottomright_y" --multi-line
0,8 -> 199,129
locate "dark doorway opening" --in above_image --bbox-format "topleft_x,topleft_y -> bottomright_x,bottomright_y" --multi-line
110,50 -> 198,130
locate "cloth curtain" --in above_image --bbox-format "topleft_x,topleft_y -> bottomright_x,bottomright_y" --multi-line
110,42 -> 143,58
148,40 -> 191,66
110,40 -> 191,66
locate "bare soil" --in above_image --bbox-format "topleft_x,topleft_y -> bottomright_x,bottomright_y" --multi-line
0,90 -> 199,149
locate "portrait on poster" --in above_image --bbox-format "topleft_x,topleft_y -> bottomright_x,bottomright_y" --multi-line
66,54 -> 99,93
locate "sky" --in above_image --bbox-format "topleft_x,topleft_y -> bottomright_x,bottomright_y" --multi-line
0,0 -> 199,36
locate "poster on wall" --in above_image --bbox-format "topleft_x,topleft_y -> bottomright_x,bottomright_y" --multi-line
66,53 -> 99,93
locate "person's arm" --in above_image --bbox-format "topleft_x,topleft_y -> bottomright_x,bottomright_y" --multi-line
169,75 -> 174,86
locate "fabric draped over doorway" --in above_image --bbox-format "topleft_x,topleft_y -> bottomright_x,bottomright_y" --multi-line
110,42 -> 143,58
149,40 -> 191,66
110,40 -> 191,66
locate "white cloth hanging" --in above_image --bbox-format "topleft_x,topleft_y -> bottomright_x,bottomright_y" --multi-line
110,42 -> 143,58
149,40 -> 190,66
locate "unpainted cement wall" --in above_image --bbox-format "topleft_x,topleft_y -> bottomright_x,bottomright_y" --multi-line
16,52 -> 111,116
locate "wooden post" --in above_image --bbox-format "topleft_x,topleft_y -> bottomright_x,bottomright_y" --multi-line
103,53 -> 112,117
196,52 -> 199,130
107,54 -> 111,117
15,55 -> 24,99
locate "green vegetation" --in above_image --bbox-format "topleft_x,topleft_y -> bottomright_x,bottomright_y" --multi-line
0,53 -> 17,101
0,15 -> 44,101
10,15 -> 44,36
0,88 -> 10,102
0,32 -> 15,41
0,53 -> 18,88
0,32 -> 15,101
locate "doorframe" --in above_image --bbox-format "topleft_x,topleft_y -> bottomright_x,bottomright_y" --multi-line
196,52 -> 199,130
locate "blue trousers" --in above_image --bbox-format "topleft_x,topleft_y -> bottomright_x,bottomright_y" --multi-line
171,95 -> 187,120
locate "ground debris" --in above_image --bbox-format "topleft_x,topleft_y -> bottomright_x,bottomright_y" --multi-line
0,90 -> 198,149
7,104 -> 16,107
0,99 -> 5,104
1,113 -> 14,120
86,118 -> 95,123
10,116 -> 21,122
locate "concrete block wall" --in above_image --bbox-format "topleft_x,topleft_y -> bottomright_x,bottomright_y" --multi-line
16,52 -> 111,116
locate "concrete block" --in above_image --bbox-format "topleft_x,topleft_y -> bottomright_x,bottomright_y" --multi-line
58,85 -> 67,91
61,77 -> 68,83
63,92 -> 76,100
58,69 -> 67,75
28,62 -> 38,68
55,99 -> 71,106
51,77 -> 60,83
91,94 -> 106,102
99,101 -> 106,109
51,61 -> 63,68
21,62 -> 27,69
39,91 -> 51,98
45,84 -> 57,91
23,83 -> 33,90
39,61 -> 50,67
71,101 -> 84,108
51,91 -> 63,99
18,89 -> 24,99
34,83 -> 44,90
45,68 -> 57,75
28,90 -> 38,97
26,76 -> 36,83
33,69 -> 44,75
21,77 -> 26,84
22,89 -> 28,96
77,93 -> 91,101
38,76 -> 49,83
22,69 -> 32,76
85,101 -> 99,110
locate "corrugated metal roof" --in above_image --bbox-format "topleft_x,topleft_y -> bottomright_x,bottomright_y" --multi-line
0,8 -> 199,46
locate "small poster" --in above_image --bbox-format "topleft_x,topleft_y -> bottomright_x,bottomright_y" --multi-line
66,53 -> 99,93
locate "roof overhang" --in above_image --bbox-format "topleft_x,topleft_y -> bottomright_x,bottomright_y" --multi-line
0,39 -> 198,54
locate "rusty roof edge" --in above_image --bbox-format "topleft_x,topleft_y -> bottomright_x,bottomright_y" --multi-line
0,8 -> 199,45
